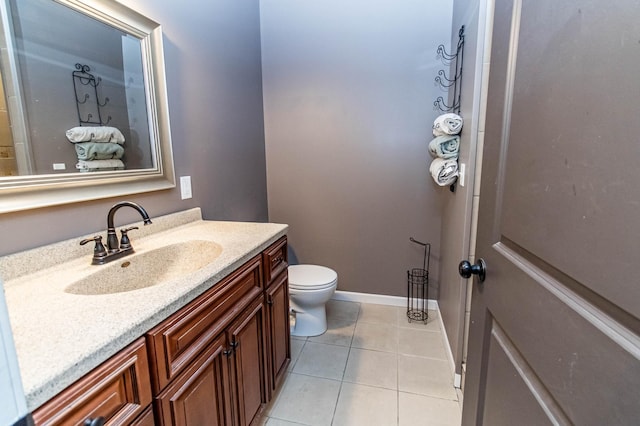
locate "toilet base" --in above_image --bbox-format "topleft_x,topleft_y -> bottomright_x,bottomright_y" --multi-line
290,304 -> 328,337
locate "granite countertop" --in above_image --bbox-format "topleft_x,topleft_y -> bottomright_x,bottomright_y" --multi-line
0,208 -> 287,411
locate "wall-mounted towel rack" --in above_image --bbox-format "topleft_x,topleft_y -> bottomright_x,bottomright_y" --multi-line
72,63 -> 111,126
434,26 -> 465,114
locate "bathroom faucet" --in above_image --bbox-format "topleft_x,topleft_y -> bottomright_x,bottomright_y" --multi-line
80,201 -> 152,265
106,201 -> 152,251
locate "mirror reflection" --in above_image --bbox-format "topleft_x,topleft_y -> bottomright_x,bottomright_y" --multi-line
0,0 -> 155,177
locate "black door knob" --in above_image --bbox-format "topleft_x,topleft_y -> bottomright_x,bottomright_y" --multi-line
458,259 -> 487,282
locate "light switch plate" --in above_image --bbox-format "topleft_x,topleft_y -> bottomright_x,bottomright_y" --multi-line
459,163 -> 466,187
180,176 -> 192,200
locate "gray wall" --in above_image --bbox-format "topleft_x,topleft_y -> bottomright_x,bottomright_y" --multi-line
438,0 -> 489,376
261,0 -> 452,297
0,0 -> 268,256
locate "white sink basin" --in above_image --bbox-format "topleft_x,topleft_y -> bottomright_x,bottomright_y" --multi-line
65,240 -> 222,295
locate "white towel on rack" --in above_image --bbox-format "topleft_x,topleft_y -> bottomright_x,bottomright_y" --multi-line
76,159 -> 125,172
428,135 -> 460,159
66,126 -> 125,144
432,113 -> 463,136
429,158 -> 458,186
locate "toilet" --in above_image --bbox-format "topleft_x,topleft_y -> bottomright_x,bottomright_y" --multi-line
288,264 -> 338,337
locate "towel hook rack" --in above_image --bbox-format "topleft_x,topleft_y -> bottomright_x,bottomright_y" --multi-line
433,26 -> 465,115
72,63 -> 112,126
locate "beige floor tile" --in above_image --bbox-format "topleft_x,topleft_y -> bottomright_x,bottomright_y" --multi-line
308,316 -> 356,346
358,303 -> 399,325
269,373 -> 341,426
352,322 -> 398,353
291,334 -> 307,341
288,338 -> 305,371
398,308 -> 441,332
292,342 -> 349,380
332,382 -> 398,426
343,348 -> 398,390
326,299 -> 360,321
398,328 -> 448,360
265,418 -> 309,426
398,392 -> 461,426
398,355 -> 457,400
264,372 -> 292,416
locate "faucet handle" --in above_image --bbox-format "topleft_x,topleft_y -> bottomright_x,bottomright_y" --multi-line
80,236 -> 108,260
119,226 -> 139,250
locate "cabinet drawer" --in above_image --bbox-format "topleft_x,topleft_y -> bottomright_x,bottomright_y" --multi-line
147,255 -> 263,393
263,237 -> 287,286
32,338 -> 152,426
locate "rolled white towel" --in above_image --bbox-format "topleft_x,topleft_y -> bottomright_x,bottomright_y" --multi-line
66,126 -> 125,144
76,159 -> 125,172
429,158 -> 458,186
433,113 -> 463,136
428,135 -> 460,159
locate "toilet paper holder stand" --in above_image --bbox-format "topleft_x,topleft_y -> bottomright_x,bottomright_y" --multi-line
407,237 -> 431,323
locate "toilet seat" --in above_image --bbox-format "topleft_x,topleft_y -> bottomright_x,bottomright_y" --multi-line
288,264 -> 337,291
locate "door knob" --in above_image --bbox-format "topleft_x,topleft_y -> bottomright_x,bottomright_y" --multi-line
458,259 -> 487,282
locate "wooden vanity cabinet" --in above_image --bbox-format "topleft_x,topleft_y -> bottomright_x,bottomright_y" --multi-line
32,237 -> 289,426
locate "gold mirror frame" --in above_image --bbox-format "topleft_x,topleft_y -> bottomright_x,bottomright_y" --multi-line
0,0 -> 175,214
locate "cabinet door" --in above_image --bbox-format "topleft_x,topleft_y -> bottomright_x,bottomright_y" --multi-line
157,334 -> 232,426
228,297 -> 267,426
266,271 -> 290,393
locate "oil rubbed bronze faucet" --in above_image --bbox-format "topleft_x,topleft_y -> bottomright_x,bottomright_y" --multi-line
80,201 -> 152,265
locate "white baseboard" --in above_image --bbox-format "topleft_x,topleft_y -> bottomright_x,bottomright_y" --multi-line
332,290 -> 437,310
436,305 -> 459,387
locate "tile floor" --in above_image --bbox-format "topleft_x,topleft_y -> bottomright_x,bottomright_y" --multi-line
259,300 -> 462,426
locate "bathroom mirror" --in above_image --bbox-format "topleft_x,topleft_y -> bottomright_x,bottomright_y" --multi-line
0,0 -> 175,213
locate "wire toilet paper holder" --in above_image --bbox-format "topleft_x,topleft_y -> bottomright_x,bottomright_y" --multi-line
407,237 -> 431,323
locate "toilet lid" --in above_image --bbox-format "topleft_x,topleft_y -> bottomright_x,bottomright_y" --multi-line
288,264 -> 338,290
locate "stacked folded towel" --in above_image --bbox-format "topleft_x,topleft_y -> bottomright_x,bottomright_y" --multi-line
429,113 -> 463,186
67,126 -> 126,172
76,159 -> 125,172
75,142 -> 124,161
66,126 -> 125,144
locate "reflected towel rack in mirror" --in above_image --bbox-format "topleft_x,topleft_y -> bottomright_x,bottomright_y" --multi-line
72,63 -> 112,126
